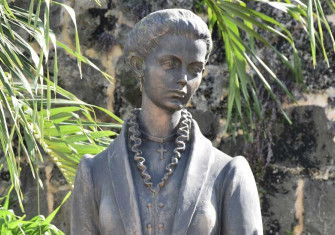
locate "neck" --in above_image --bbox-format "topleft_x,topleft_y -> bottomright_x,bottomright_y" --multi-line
139,97 -> 182,138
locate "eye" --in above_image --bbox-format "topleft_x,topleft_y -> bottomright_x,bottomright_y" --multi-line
159,56 -> 180,70
160,59 -> 174,70
188,63 -> 204,76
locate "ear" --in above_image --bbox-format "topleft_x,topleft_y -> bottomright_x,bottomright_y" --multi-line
129,55 -> 145,78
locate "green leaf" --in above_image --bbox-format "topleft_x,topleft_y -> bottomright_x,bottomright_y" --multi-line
52,1 -> 83,79
45,191 -> 71,224
307,0 -> 316,67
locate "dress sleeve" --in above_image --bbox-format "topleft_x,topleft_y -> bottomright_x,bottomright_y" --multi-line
71,155 -> 99,235
221,156 -> 263,235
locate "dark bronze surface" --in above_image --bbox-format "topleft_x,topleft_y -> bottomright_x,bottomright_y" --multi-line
71,8 -> 263,235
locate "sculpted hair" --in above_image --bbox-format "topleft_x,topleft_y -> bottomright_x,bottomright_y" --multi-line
125,9 -> 213,61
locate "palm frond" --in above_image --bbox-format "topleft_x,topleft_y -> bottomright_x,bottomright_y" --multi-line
204,0 -> 335,135
0,0 -> 120,211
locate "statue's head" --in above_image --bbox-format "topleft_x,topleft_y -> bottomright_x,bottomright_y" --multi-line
125,9 -> 213,111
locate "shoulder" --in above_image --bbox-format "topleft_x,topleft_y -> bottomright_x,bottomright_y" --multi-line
210,147 -> 254,181
76,148 -> 110,183
209,147 -> 233,172
78,148 -> 109,169
192,120 -> 252,179
220,155 -> 257,195
225,155 -> 253,178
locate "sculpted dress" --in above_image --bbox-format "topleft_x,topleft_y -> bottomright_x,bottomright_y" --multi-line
71,119 -> 263,235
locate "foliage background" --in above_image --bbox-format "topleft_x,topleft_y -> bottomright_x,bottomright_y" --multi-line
0,0 -> 334,234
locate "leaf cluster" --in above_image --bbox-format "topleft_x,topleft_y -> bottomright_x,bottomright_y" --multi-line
204,0 -> 335,137
0,0 -> 121,212
0,187 -> 69,235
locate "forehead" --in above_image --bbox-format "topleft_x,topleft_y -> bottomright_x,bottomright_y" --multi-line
150,34 -> 207,62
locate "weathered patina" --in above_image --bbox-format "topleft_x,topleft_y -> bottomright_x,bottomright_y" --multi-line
71,9 -> 263,235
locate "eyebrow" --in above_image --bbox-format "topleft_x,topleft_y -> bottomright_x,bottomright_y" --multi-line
158,54 -> 180,61
158,55 -> 205,66
189,61 -> 205,67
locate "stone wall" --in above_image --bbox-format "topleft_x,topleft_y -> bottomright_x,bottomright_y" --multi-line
4,0 -> 335,234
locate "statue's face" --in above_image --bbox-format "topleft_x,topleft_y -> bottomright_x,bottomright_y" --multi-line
142,34 -> 207,112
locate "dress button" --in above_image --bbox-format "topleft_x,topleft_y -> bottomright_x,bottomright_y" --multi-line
147,224 -> 152,230
158,223 -> 164,230
158,203 -> 165,208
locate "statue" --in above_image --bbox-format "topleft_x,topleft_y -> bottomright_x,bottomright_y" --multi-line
71,9 -> 263,235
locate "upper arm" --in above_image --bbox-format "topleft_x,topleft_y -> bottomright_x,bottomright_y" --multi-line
71,155 -> 99,235
221,156 -> 263,235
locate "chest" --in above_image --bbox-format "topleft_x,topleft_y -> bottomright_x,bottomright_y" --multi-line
96,131 -> 223,235
129,139 -> 187,235
97,172 -> 220,235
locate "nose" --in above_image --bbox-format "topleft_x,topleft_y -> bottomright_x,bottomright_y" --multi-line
177,74 -> 187,86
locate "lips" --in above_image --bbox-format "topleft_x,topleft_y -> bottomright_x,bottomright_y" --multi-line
169,89 -> 187,98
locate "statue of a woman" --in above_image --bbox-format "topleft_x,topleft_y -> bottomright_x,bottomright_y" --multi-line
71,9 -> 263,235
